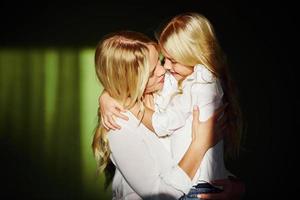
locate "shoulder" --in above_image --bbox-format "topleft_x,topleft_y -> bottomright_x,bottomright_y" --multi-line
107,122 -> 145,155
188,65 -> 223,96
193,64 -> 216,83
107,112 -> 142,143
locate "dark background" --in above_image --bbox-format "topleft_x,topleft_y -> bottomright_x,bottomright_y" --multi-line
0,0 -> 297,199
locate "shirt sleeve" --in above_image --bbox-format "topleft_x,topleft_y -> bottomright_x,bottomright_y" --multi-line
152,93 -> 190,137
108,128 -> 192,199
152,71 -> 224,137
191,79 -> 224,122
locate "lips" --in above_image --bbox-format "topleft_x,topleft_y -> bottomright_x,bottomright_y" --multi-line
159,77 -> 164,83
170,72 -> 179,76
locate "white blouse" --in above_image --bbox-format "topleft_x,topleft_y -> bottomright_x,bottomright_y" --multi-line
152,64 -> 230,184
108,111 -> 192,200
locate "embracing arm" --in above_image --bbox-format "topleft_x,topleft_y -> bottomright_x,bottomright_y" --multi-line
109,106 -> 223,198
98,89 -> 185,136
150,65 -> 225,138
98,90 -> 128,130
108,126 -> 191,198
136,104 -> 224,181
179,105 -> 223,179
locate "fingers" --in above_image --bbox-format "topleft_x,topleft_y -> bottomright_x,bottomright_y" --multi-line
113,110 -> 129,121
198,193 -> 224,199
111,101 -> 128,120
101,116 -> 121,130
114,102 -> 126,113
108,115 -> 121,130
98,90 -> 126,130
102,115 -> 117,130
101,116 -> 110,130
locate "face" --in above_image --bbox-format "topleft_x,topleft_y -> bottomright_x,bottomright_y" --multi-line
161,49 -> 193,81
144,45 -> 166,94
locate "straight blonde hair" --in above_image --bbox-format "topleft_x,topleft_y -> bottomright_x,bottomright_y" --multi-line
92,31 -> 155,173
158,12 -> 243,158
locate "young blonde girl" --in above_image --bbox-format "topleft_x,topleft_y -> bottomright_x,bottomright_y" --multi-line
145,12 -> 243,199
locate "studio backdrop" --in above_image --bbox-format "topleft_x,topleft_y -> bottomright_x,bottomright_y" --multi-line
0,48 -> 111,199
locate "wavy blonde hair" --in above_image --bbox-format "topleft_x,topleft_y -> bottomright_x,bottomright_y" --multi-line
158,12 -> 243,158
92,31 -> 155,173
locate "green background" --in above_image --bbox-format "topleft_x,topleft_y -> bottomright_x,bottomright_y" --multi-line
0,48 -> 111,199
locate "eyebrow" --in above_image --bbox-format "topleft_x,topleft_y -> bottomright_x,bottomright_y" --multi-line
165,55 -> 176,63
160,52 -> 176,63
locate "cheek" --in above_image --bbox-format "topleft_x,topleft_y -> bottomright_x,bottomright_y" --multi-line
173,67 -> 185,76
176,65 -> 192,76
146,79 -> 155,89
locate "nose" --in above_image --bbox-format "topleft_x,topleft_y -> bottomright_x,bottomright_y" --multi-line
163,59 -> 172,70
158,64 -> 166,76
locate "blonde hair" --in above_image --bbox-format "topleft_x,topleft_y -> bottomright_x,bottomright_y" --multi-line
158,12 -> 243,158
92,31 -> 155,173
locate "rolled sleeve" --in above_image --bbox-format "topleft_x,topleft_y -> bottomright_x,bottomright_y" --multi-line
108,122 -> 192,199
152,108 -> 186,137
160,164 -> 193,194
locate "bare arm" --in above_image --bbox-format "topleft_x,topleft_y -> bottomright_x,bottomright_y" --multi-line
178,105 -> 223,179
133,104 -> 224,180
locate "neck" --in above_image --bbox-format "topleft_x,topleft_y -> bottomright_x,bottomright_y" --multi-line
129,101 -> 144,120
143,93 -> 155,110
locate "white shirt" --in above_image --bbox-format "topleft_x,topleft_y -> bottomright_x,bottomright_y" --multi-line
152,64 -> 230,184
153,72 -> 178,153
108,111 -> 192,200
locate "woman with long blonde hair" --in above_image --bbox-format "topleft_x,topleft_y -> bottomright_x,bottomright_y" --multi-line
92,30 -> 224,199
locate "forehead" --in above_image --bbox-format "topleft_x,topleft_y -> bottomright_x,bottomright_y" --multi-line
160,48 -> 174,61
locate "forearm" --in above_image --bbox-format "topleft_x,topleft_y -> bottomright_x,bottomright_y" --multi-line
178,142 -> 207,180
109,128 -> 192,196
178,105 -> 219,181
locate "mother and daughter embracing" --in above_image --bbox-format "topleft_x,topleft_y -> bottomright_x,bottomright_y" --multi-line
92,12 -> 245,200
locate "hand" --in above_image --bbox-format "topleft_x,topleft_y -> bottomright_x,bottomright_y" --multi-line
191,105 -> 226,150
99,91 -> 128,130
197,178 -> 245,200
